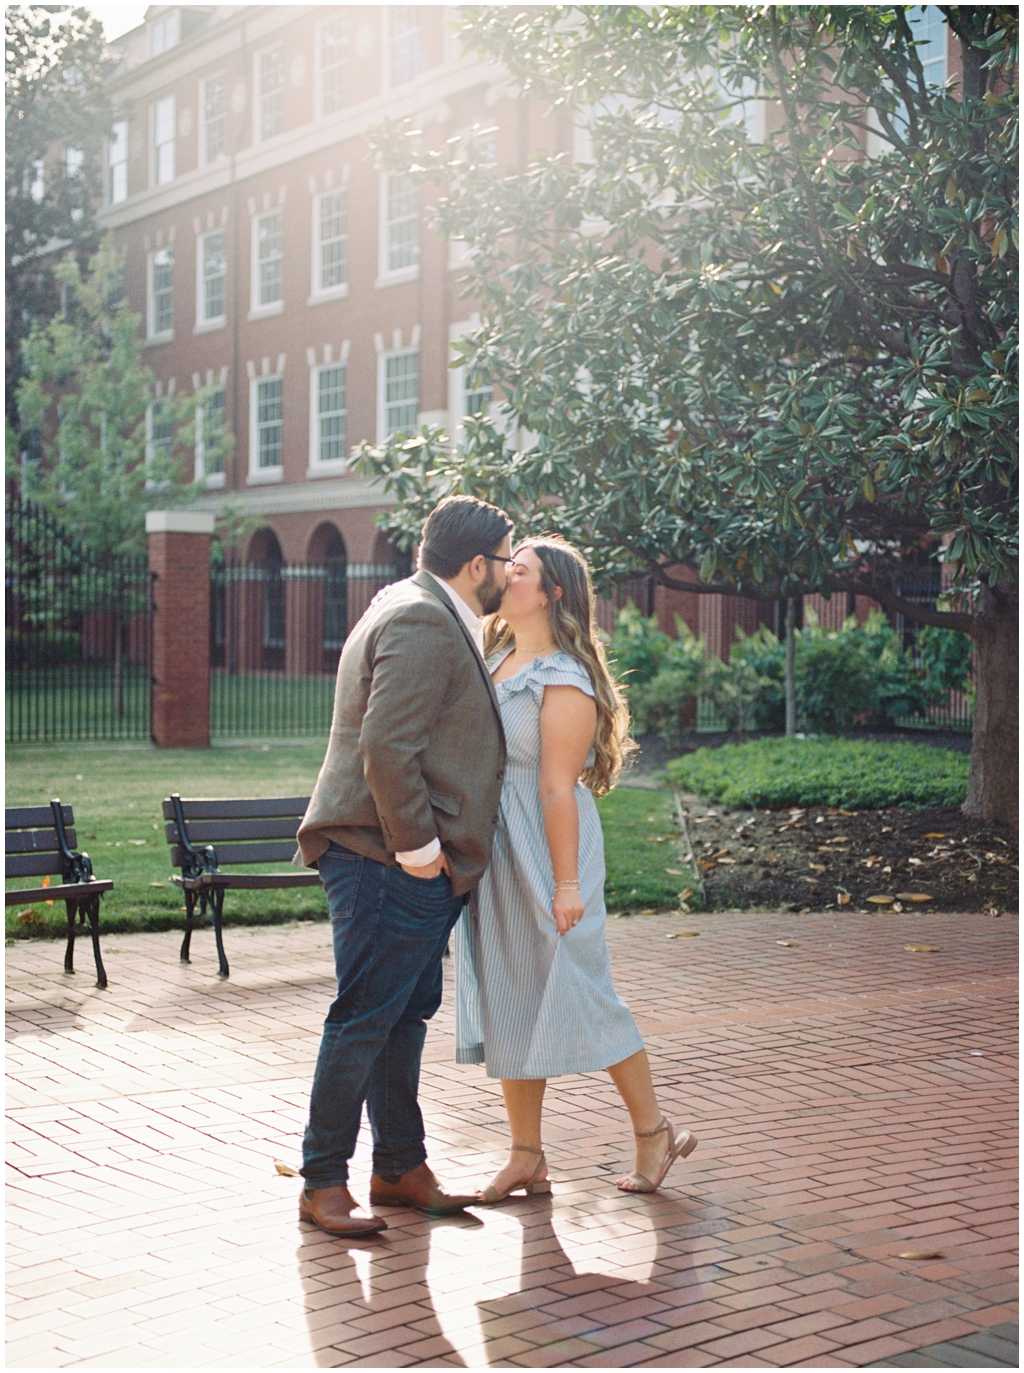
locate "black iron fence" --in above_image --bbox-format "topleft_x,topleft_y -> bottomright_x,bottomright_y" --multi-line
6,495 -> 152,742
208,559 -> 401,737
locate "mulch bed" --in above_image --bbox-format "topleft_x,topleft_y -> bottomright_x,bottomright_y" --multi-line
677,796 -> 1017,915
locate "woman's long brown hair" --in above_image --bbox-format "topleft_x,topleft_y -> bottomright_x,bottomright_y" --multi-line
483,534 -> 636,796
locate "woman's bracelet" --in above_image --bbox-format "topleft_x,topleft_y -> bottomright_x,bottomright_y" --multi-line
553,879 -> 580,890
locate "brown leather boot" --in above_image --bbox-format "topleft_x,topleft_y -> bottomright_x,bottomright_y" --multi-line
299,1185 -> 388,1236
369,1162 -> 477,1216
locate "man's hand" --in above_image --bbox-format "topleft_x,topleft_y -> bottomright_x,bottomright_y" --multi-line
400,850 -> 452,880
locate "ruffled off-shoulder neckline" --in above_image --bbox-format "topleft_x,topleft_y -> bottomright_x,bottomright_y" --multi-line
490,648 -> 594,699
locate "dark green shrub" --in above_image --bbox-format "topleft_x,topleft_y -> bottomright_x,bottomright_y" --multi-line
607,602 -> 672,689
666,736 -> 969,810
629,619 -> 705,746
917,623 -> 975,697
794,626 -> 877,732
729,626 -> 785,730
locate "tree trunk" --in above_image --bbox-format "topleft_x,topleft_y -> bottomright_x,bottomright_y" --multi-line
963,581 -> 1018,827
785,598 -> 797,735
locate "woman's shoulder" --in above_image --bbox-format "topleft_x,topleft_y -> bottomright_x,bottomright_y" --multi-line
527,650 -> 595,700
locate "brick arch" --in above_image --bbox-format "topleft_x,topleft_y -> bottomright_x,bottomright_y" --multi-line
307,521 -> 347,567
244,525 -> 284,565
371,529 -> 412,577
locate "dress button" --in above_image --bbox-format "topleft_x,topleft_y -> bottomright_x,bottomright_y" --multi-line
491,814 -> 499,825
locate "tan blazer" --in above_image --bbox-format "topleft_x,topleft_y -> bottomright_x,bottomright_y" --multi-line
297,569 -> 507,897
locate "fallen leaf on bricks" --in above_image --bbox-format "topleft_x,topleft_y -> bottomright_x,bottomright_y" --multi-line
898,1250 -> 944,1261
896,892 -> 933,903
667,931 -> 699,938
274,1159 -> 300,1177
639,908 -> 656,915
678,902 -> 692,914
905,944 -> 939,953
776,939 -> 796,947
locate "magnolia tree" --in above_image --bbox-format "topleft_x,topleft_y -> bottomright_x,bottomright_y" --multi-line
355,5 -> 1018,825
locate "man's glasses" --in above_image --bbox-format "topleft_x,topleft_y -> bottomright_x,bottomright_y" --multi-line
480,555 -> 516,571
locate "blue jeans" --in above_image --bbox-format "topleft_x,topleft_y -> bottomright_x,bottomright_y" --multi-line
301,842 -> 464,1189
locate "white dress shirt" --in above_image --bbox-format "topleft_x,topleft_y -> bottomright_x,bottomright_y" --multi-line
394,580 -> 484,867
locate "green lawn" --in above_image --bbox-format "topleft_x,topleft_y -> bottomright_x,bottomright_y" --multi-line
6,745 -> 696,941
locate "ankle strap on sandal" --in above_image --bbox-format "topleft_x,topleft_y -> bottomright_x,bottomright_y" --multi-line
509,1144 -> 544,1155
633,1117 -> 668,1139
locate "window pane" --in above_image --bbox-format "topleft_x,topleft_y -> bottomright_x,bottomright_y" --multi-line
151,249 -> 173,335
259,47 -> 285,139
317,365 -> 347,463
387,173 -> 418,272
204,75 -> 226,161
318,190 -> 347,290
256,210 -> 283,305
202,230 -> 226,320
154,96 -> 175,183
201,389 -> 226,475
384,352 -> 418,435
320,14 -> 348,115
390,6 -> 424,86
256,377 -> 283,468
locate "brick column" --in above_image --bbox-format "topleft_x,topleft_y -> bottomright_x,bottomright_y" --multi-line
146,511 -> 215,748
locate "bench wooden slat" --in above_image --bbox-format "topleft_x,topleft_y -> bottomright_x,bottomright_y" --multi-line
6,828 -> 77,855
6,879 -> 114,905
165,817 -> 301,845
172,872 -> 321,891
6,853 -> 65,879
161,797 -> 310,821
6,805 -> 73,829
170,841 -> 301,868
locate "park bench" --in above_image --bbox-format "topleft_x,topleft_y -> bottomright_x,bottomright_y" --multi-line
5,801 -> 112,989
163,794 -> 319,978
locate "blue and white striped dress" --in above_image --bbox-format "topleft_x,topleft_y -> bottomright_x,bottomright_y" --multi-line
454,649 -> 645,1079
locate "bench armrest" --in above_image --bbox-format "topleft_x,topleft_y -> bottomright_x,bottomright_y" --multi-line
170,793 -> 219,879
51,799 -> 93,885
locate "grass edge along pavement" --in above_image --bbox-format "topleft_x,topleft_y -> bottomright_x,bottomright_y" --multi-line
5,742 -> 698,941
667,734 -> 969,811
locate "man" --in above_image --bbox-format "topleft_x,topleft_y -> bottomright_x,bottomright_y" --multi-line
296,495 -> 513,1236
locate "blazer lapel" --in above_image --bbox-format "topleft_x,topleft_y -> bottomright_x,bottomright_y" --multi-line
412,569 -> 504,728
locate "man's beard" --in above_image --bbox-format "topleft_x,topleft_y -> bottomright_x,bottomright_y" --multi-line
478,563 -> 504,617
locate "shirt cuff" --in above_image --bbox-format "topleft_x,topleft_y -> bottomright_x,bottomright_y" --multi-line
394,837 -> 441,867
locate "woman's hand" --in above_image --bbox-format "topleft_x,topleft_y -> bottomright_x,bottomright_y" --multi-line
552,885 -> 585,936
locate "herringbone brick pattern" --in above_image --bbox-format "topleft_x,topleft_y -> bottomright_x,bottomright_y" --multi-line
6,911 -> 1017,1367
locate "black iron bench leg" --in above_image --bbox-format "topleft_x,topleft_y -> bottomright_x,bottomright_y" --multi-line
83,895 -> 107,989
181,888 -> 199,963
209,888 -> 229,979
64,898 -> 76,975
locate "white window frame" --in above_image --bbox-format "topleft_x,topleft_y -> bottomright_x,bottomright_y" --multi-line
254,44 -> 285,143
250,208 -> 284,319
147,248 -> 174,342
309,362 -> 348,474
151,94 -> 175,186
145,398 -> 173,467
385,6 -> 425,90
248,374 -> 284,484
200,71 -> 227,165
309,188 -> 348,303
107,121 -> 127,204
195,387 -> 226,487
377,348 -> 419,442
149,11 -> 179,58
316,12 -> 349,118
377,172 -> 419,287
195,228 -> 227,333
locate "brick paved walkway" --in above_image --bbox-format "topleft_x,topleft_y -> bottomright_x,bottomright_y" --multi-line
6,911 -> 1017,1368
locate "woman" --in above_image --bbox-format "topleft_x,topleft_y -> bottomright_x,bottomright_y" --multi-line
454,535 -> 698,1200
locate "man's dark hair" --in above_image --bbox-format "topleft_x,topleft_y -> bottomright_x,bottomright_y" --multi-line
419,495 -> 513,579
